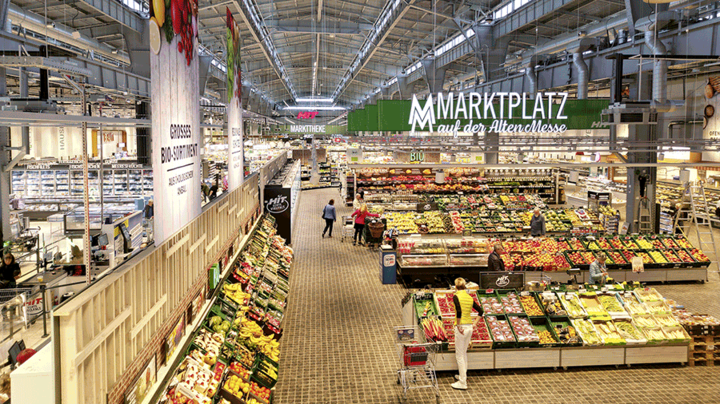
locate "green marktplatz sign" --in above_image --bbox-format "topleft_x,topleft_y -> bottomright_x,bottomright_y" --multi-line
348,95 -> 609,133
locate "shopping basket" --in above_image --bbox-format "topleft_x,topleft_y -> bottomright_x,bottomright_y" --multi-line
403,346 -> 428,366
367,221 -> 385,239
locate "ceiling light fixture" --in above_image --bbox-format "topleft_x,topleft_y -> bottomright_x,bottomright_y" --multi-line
295,97 -> 334,102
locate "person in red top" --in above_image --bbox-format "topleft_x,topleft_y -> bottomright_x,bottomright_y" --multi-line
350,204 -> 379,246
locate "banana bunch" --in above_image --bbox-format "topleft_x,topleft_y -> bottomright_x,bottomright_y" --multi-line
223,283 -> 251,305
257,335 -> 280,362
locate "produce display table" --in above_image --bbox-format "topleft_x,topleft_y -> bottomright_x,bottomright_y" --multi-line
398,265 -> 708,286
429,344 -> 688,371
524,267 -> 708,284
402,285 -> 692,371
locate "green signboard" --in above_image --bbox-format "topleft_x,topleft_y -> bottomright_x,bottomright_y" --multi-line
271,124 -> 347,135
349,97 -> 609,133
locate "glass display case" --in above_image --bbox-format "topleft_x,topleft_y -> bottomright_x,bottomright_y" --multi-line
397,235 -> 490,268
400,254 -> 447,268
63,204 -> 138,234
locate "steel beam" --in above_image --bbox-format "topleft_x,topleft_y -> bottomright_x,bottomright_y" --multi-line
77,0 -> 145,33
265,19 -> 373,35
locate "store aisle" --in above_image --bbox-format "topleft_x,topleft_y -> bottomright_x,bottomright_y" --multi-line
276,188 -> 720,404
275,188 -> 407,403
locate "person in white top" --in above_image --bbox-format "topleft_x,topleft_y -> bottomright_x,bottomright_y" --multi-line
352,193 -> 363,210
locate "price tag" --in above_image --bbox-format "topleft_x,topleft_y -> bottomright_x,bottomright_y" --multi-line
578,288 -> 587,293
486,289 -> 494,293
520,291 -> 530,296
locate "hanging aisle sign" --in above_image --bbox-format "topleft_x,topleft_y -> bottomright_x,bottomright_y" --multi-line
149,0 -> 201,244
347,97 -> 608,134
226,8 -> 243,190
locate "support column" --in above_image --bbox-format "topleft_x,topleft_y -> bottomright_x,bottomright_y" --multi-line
380,85 -> 391,99
471,25 -> 510,82
0,67 -> 9,244
396,74 -> 411,99
485,131 -> 499,165
198,55 -> 213,97
420,58 -> 447,94
625,72 -> 656,232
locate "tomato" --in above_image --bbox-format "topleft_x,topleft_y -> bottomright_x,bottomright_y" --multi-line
171,0 -> 182,35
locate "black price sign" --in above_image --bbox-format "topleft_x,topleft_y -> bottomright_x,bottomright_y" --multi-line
416,202 -> 438,213
479,272 -> 525,289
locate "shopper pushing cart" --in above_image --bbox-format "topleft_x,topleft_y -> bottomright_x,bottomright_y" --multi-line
394,325 -> 440,403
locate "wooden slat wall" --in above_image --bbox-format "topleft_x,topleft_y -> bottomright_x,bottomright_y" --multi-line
54,174 -> 260,404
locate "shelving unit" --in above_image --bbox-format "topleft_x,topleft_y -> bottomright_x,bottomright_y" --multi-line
11,163 -> 152,220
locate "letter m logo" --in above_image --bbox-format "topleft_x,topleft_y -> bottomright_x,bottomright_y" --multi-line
408,94 -> 435,135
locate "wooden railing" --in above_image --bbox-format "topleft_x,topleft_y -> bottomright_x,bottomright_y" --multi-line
52,174 -> 259,404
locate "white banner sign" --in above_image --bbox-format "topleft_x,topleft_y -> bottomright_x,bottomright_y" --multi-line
150,6 -> 201,244
227,10 -> 244,190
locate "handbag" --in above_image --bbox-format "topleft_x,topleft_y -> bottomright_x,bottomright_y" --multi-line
321,206 -> 326,219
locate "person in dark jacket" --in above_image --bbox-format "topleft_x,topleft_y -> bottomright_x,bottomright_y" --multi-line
487,243 -> 506,272
322,199 -> 337,238
529,208 -> 546,237
144,200 -> 154,219
0,254 -> 21,288
209,184 -> 219,200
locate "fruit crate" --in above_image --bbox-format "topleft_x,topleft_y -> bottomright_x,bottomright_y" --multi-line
680,248 -> 709,268
612,318 -> 647,345
518,292 -> 545,318
647,249 -> 673,269
496,290 -> 525,315
662,325 -> 691,343
563,250 -> 592,270
596,292 -> 630,319
578,293 -> 611,321
251,355 -> 278,389
476,290 -> 505,316
531,317 -> 562,347
684,324 -> 720,336
548,317 -> 583,346
414,295 -> 438,319
508,314 -> 540,347
485,315 -> 518,349
621,236 -> 640,249
605,250 -> 631,269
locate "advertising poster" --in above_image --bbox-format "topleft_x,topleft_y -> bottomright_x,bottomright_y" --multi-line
704,77 -> 720,140
165,314 -> 186,364
124,356 -> 156,404
149,0 -> 202,244
226,8 -> 244,190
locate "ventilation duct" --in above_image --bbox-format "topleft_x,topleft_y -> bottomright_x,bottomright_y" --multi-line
7,3 -> 130,65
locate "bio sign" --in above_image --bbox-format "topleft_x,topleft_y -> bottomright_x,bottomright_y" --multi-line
226,8 -> 244,190
150,0 -> 202,244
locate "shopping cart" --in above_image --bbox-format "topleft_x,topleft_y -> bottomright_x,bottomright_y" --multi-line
340,216 -> 354,243
394,325 -> 440,403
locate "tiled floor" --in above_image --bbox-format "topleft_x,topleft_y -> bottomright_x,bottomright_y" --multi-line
276,188 -> 720,404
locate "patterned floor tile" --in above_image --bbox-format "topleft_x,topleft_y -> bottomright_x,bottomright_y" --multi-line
275,188 -> 720,404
